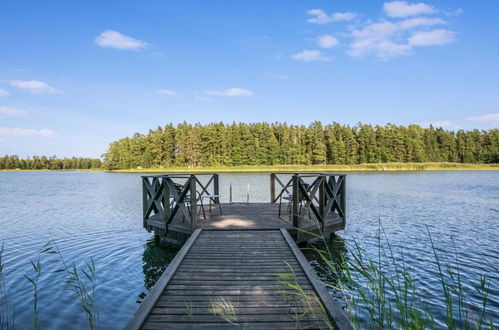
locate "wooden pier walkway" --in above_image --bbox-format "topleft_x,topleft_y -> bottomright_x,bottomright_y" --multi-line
127,173 -> 351,329
126,229 -> 351,329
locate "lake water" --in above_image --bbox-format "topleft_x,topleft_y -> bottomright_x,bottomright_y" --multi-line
0,171 -> 498,328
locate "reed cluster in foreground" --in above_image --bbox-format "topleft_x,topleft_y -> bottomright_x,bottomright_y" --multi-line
300,222 -> 496,329
0,240 -> 99,330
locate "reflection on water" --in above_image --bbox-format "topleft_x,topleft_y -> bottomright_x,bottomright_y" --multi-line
139,238 -> 180,301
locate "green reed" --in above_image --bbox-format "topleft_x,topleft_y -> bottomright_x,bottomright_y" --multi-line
42,239 -> 99,330
0,239 -> 99,330
0,243 -> 15,330
297,219 -> 495,329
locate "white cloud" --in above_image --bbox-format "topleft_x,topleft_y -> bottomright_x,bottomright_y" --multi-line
307,9 -> 357,24
205,88 -> 253,96
318,35 -> 340,48
384,1 -> 437,18
347,17 -> 451,58
0,106 -> 27,117
290,50 -> 330,62
408,29 -> 455,46
465,113 -> 499,123
0,127 -> 55,138
10,80 -> 60,94
0,89 -> 9,97
95,30 -> 148,50
156,89 -> 178,96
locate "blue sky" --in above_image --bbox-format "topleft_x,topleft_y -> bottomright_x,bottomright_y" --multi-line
1,0 -> 498,158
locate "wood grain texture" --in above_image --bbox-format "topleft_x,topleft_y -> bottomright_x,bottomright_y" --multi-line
126,229 -> 351,329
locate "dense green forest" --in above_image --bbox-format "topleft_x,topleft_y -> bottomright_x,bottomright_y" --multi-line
102,122 -> 499,169
0,155 -> 102,170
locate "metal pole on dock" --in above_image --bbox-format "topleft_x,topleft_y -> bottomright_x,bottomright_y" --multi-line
229,183 -> 233,203
247,183 -> 250,203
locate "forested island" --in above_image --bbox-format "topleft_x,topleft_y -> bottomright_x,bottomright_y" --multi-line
2,122 -> 498,171
102,122 -> 498,169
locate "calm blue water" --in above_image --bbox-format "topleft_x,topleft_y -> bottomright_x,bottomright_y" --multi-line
0,171 -> 497,328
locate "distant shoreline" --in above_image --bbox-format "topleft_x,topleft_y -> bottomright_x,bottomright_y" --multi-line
2,163 -> 498,173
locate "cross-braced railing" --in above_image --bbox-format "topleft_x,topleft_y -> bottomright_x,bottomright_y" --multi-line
142,174 -> 219,233
270,173 -> 346,233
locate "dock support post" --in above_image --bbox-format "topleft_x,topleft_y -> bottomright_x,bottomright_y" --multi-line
340,176 -> 346,223
213,174 -> 220,204
319,176 -> 325,233
142,177 -> 148,228
190,176 -> 197,232
292,174 -> 299,239
162,176 -> 170,229
270,173 -> 276,203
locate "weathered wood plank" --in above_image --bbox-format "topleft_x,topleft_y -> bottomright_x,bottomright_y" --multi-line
281,228 -> 352,330
124,229 -> 201,330
142,321 -> 327,329
128,228 -> 350,329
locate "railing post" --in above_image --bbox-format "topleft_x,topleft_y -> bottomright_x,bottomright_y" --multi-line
270,173 -> 276,203
213,174 -> 220,204
162,176 -> 170,225
142,177 -> 148,228
190,175 -> 197,232
340,175 -> 346,220
319,176 -> 325,230
292,174 -> 300,231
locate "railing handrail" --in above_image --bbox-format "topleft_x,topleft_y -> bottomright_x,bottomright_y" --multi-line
142,173 -> 220,233
270,172 -> 346,235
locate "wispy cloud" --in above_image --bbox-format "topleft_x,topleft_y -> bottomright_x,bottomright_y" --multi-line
156,89 -> 178,96
0,89 -> 9,97
384,1 -> 437,18
95,30 -> 148,50
347,17 -> 452,58
0,106 -> 27,118
307,9 -> 357,24
290,50 -> 330,62
465,113 -> 499,123
0,127 -> 55,138
301,2 -> 458,60
408,29 -> 455,46
318,34 -> 340,48
10,80 -> 60,94
205,88 -> 253,96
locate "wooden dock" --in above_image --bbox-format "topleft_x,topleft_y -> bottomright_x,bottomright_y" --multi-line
126,229 -> 351,329
127,173 -> 351,329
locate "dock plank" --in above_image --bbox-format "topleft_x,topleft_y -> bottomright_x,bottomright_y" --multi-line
126,229 -> 351,329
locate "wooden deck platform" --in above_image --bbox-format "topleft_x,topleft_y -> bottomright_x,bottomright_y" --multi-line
126,229 -> 351,329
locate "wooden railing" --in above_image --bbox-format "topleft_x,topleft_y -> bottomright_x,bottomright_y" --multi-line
270,173 -> 346,233
142,174 -> 219,233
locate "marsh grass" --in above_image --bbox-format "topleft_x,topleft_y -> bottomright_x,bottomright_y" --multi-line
298,221 -> 495,329
275,261 -> 333,329
24,258 -> 41,330
0,239 -> 99,330
0,243 -> 15,330
42,239 -> 99,330
108,162 -> 499,174
209,297 -> 238,324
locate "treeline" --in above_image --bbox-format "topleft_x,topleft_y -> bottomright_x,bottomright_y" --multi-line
0,155 -> 102,170
102,122 -> 499,169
